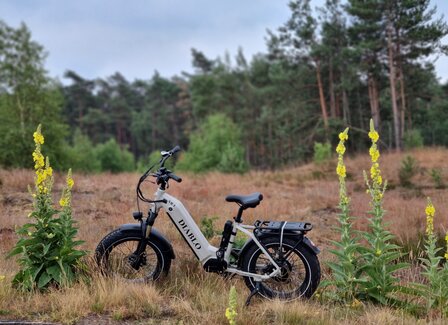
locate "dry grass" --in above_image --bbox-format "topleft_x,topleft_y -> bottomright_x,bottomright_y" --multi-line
1,147 -> 448,324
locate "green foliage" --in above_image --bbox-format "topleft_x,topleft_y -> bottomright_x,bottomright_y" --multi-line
176,114 -> 248,173
399,155 -> 418,188
313,142 -> 332,164
0,21 -> 67,169
430,168 -> 444,189
232,232 -> 247,250
65,129 -> 101,173
137,150 -> 175,172
404,129 -> 424,150
95,139 -> 135,173
8,126 -> 86,290
199,216 -> 218,239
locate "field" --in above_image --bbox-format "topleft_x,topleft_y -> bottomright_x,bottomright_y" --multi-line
1,147 -> 448,324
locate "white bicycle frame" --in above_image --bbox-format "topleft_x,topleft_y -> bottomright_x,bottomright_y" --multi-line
150,188 -> 281,281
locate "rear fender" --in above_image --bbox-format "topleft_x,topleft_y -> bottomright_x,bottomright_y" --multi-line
119,223 -> 175,260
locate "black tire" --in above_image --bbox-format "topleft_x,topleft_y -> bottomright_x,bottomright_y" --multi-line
95,229 -> 170,282
241,236 -> 320,300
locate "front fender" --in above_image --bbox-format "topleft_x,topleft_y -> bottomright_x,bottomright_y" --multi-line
119,223 -> 175,260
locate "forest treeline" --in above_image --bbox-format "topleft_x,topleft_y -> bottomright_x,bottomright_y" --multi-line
1,0 -> 448,172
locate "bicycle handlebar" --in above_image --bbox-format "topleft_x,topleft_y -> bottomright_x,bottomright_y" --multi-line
168,172 -> 182,183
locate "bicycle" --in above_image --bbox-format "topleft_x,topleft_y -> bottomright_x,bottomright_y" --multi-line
95,146 -> 321,305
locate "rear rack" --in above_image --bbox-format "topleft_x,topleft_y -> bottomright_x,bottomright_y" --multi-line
254,220 -> 313,233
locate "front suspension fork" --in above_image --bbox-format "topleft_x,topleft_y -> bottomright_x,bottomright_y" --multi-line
132,211 -> 158,267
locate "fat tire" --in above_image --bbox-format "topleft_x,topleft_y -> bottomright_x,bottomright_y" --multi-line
95,229 -> 170,281
241,236 -> 320,300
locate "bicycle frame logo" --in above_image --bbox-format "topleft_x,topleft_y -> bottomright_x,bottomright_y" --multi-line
178,219 -> 202,249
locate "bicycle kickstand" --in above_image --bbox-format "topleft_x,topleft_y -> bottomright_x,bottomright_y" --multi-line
245,281 -> 261,306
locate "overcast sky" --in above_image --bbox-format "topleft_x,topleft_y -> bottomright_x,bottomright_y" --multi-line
1,0 -> 447,83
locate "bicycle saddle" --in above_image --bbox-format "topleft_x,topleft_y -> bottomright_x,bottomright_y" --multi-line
225,192 -> 263,209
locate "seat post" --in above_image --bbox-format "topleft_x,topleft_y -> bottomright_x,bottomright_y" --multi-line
234,206 -> 244,223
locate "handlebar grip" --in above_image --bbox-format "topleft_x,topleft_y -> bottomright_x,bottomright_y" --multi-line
168,173 -> 182,183
170,145 -> 181,154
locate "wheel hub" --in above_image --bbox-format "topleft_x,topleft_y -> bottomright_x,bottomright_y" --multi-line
275,260 -> 293,283
127,253 -> 147,270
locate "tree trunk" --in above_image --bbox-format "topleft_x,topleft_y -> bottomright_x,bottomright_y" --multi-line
367,74 -> 380,130
329,59 -> 337,118
342,88 -> 350,124
387,22 -> 401,151
398,63 -> 406,138
315,59 -> 329,132
356,87 -> 365,131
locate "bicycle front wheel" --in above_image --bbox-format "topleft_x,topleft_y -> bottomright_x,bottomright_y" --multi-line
95,229 -> 168,282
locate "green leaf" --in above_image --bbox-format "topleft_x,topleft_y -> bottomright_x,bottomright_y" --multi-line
37,271 -> 51,289
47,264 -> 62,284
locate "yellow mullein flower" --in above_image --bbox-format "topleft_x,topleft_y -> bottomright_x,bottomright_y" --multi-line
369,147 -> 380,162
368,120 -> 379,143
33,129 -> 44,145
425,198 -> 435,236
0,275 -> 5,282
337,162 -> 346,178
67,169 -> 75,190
425,202 -> 435,217
225,286 -> 238,325
59,197 -> 68,207
368,130 -> 379,143
32,151 -> 45,169
339,131 -> 348,141
445,232 -> 448,260
336,142 -> 346,155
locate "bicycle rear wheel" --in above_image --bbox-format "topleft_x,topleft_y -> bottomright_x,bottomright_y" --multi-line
241,236 -> 320,300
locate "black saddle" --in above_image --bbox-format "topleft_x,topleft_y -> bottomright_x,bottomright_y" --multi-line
225,192 -> 263,209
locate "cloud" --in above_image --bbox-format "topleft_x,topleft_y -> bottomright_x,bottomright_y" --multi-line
1,0 -> 447,83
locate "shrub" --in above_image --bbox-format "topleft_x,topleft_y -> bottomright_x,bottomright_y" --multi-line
65,129 -> 101,173
404,129 -> 424,150
313,142 -> 332,164
430,168 -> 444,189
8,125 -> 86,290
200,216 -> 218,239
399,155 -> 418,188
95,138 -> 135,173
137,150 -> 175,172
176,114 -> 248,173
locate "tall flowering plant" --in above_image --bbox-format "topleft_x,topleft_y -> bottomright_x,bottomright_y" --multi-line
324,128 -> 364,303
225,286 -> 238,325
415,199 -> 448,316
8,125 -> 86,290
358,119 -> 408,305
